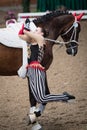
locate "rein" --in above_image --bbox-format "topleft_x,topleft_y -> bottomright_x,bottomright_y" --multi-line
45,38 -> 78,45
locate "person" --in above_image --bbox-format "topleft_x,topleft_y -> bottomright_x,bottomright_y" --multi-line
18,20 -> 75,116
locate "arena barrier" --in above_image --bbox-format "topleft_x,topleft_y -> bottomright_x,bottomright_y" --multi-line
17,10 -> 87,22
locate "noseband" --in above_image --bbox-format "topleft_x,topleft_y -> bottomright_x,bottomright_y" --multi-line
61,21 -> 79,56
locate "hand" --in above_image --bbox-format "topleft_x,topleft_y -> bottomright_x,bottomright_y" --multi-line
19,34 -> 29,41
18,29 -> 32,43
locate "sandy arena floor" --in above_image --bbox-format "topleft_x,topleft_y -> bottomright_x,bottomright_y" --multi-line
0,10 -> 87,130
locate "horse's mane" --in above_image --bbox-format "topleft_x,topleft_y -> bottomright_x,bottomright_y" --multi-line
33,10 -> 72,24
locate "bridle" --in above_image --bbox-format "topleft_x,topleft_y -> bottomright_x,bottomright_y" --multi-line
61,20 -> 79,43
45,20 -> 79,56
45,20 -> 79,45
61,20 -> 79,56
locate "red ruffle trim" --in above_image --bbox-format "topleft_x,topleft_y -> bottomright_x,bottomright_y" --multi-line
26,61 -> 45,71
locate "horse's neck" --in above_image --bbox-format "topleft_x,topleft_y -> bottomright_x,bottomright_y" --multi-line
55,15 -> 74,36
60,15 -> 74,29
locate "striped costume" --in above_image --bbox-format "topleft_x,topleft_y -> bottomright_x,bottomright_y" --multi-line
26,44 -> 74,104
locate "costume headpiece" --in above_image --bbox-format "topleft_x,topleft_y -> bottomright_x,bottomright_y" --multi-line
24,18 -> 37,31
18,18 -> 37,35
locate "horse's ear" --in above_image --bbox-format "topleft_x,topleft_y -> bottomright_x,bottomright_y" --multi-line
76,13 -> 84,21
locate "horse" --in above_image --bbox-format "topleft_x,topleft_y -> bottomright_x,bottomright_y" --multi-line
0,10 -> 83,129
0,11 -> 82,76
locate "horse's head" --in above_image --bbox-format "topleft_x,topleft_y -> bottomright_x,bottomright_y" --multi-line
34,11 -> 83,56
29,11 -> 83,69
33,11 -> 83,57
60,13 -> 84,56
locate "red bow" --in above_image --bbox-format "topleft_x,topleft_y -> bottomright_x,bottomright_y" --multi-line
73,12 -> 84,21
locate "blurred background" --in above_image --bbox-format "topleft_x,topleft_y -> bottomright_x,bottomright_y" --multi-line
0,0 -> 87,12
0,0 -> 87,26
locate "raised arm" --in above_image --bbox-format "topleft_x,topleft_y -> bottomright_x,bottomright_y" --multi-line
19,29 -> 45,47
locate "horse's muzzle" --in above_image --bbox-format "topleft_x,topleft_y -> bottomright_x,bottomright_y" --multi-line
66,42 -> 78,56
66,47 -> 78,56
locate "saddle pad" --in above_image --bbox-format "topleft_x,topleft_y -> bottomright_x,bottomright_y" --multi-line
0,22 -> 28,78
0,22 -> 25,48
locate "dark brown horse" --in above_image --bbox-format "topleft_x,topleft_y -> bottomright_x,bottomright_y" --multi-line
0,10 -> 83,128
0,11 -> 82,76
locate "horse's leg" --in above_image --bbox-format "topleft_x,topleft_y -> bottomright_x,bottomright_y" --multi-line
28,78 -> 37,107
26,71 -> 50,130
26,77 -> 44,126
26,72 -> 50,124
29,72 -> 50,116
31,122 -> 43,130
26,77 -> 37,125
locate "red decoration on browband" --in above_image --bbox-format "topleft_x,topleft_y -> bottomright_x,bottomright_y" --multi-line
73,12 -> 84,21
76,13 -> 84,21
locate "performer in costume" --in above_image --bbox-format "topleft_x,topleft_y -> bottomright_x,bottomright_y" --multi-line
19,19 -> 75,115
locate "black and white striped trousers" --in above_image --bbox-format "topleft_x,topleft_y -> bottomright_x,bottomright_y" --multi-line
27,67 -> 68,103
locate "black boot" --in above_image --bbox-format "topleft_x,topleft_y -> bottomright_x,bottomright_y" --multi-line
63,92 -> 75,102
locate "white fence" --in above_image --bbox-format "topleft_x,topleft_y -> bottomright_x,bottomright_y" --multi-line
17,12 -> 47,22
17,10 -> 87,22
70,10 -> 87,19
